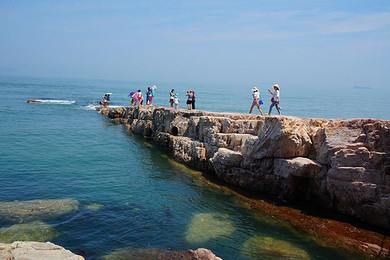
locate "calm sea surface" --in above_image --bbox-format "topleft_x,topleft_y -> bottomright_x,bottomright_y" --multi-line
1,76 -> 387,259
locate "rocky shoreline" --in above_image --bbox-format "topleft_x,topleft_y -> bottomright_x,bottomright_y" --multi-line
99,106 -> 390,229
97,105 -> 390,257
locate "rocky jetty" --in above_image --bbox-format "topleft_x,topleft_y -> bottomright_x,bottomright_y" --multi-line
99,106 -> 390,229
0,241 -> 84,260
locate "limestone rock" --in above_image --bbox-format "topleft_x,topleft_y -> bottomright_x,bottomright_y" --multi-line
0,241 -> 84,260
99,106 -> 390,229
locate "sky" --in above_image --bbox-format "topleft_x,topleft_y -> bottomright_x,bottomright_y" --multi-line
0,0 -> 389,89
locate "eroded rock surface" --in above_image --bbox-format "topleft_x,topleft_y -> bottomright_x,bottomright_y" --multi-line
0,241 -> 84,260
99,106 -> 390,228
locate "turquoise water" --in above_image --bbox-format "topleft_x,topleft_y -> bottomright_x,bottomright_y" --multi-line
0,75 -> 382,259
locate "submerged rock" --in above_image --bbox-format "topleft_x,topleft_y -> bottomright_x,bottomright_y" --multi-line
104,247 -> 221,260
0,241 -> 84,260
0,221 -> 58,243
186,213 -> 235,244
241,236 -> 310,259
0,198 -> 79,222
85,203 -> 103,211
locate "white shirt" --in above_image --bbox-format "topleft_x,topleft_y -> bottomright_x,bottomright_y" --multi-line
273,90 -> 279,101
253,91 -> 259,99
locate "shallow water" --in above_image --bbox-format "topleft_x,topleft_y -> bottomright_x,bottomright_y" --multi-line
0,76 -> 380,259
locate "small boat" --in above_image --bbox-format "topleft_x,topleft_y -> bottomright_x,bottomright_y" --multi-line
27,100 -> 42,103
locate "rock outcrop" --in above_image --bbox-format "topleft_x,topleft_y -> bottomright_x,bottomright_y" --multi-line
99,106 -> 390,229
0,241 -> 84,260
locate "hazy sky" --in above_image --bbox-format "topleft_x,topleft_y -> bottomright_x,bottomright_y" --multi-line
0,0 -> 389,88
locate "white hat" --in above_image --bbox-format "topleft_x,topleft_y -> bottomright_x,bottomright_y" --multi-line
273,84 -> 280,90
252,87 -> 259,92
152,85 -> 157,90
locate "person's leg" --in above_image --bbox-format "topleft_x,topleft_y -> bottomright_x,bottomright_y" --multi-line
192,100 -> 195,109
276,103 -> 281,115
269,101 -> 276,114
150,96 -> 153,105
249,104 -> 254,114
257,105 -> 264,116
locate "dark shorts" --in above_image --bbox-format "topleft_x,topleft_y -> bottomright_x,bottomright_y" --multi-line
186,100 -> 192,104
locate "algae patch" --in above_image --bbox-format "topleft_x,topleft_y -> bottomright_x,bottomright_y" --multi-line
0,198 -> 79,222
186,212 -> 235,244
0,221 -> 58,243
241,236 -> 310,259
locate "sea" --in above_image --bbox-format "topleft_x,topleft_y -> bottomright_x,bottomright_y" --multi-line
0,75 -> 388,259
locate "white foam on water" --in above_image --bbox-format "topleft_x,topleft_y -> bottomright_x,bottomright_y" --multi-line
79,104 -> 124,111
34,99 -> 76,105
81,104 -> 99,110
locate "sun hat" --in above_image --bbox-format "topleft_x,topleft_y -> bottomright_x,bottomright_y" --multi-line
273,84 -> 280,90
252,87 -> 259,92
152,85 -> 157,90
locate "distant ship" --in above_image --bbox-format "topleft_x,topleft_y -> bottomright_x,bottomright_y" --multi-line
353,85 -> 372,89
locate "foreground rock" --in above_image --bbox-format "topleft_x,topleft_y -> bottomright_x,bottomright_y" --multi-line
0,241 -> 84,260
100,106 -> 390,229
0,199 -> 79,222
104,247 -> 221,260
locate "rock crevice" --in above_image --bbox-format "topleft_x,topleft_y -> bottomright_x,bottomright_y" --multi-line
100,106 -> 390,229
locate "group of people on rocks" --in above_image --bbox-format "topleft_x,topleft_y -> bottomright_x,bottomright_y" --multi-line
103,83 -> 281,116
249,84 -> 281,116
169,89 -> 196,110
99,93 -> 111,107
128,85 -> 157,107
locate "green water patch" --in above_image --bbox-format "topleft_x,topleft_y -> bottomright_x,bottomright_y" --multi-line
0,199 -> 79,222
241,236 -> 310,259
186,212 -> 236,244
0,221 -> 58,243
104,247 -> 212,260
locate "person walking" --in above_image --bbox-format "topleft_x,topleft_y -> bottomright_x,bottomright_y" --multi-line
267,84 -> 281,115
136,89 -> 143,107
170,89 -> 175,107
149,85 -> 156,105
249,87 -> 264,116
191,90 -> 196,109
146,87 -> 151,105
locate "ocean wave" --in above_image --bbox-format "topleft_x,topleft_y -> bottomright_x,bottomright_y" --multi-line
33,99 -> 76,105
80,104 -> 99,110
80,104 -> 125,110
